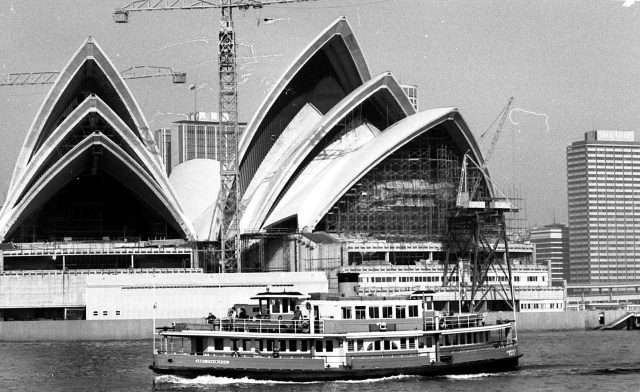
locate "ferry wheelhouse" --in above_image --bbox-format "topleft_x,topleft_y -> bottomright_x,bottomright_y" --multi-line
151,291 -> 521,381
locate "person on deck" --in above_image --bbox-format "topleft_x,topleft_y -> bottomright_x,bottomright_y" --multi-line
293,305 -> 303,320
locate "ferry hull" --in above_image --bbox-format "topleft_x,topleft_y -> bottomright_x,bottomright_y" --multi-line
151,345 -> 521,382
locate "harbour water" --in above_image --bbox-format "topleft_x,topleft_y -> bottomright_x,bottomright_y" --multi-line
1,330 -> 639,392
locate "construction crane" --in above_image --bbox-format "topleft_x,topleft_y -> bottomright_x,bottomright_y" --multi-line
113,0 -> 317,273
446,98 -> 519,317
0,66 -> 186,86
467,96 -> 514,199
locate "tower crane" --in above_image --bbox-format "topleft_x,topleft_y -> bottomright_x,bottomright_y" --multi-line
0,66 -> 186,86
468,96 -> 514,200
113,0 -> 317,273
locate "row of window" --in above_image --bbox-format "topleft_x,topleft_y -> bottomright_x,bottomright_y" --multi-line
92,310 -> 121,317
224,338 -> 330,353
340,305 -> 420,320
359,275 -> 544,283
347,337 -> 420,351
520,302 -> 563,310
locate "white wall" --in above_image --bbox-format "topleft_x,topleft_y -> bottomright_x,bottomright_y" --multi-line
85,271 -> 328,320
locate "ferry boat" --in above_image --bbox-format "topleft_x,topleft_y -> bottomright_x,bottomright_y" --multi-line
150,290 -> 521,381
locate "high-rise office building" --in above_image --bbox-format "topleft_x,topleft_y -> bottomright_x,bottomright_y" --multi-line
567,130 -> 640,284
153,112 -> 247,175
153,128 -> 172,176
401,84 -> 418,111
530,223 -> 569,285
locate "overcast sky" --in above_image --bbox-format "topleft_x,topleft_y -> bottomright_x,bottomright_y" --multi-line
1,0 -> 639,228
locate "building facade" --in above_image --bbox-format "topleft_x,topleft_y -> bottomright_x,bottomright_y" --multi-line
153,112 -> 247,176
530,223 -> 569,285
567,130 -> 640,284
401,84 -> 418,111
153,127 -> 172,176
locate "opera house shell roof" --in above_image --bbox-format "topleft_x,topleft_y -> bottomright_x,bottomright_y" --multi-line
0,37 -> 219,243
0,17 -> 489,246
239,17 -> 489,239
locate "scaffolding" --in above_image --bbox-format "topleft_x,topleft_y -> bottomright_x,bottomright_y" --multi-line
323,130 -> 487,242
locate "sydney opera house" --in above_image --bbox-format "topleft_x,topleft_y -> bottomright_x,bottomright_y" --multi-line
0,18 -> 550,323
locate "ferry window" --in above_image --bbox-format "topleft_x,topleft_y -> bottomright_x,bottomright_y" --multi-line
290,340 -> 297,352
279,340 -> 286,351
103,311 -> 108,316
282,299 -> 290,313
242,339 -> 249,351
259,340 -> 264,351
384,340 -> 391,350
267,340 -> 274,351
115,310 -> 120,316
347,340 -> 354,351
382,306 -> 393,318
232,339 -> 239,351
214,338 -> 223,350
315,340 -> 323,353
425,337 -> 432,348
408,305 -> 419,318
409,338 -> 415,349
369,307 -> 380,318
341,306 -> 352,319
301,340 -> 308,352
395,306 -> 406,319
272,299 -> 282,313
400,338 -> 406,349
355,306 -> 366,319
460,334 -> 466,345
374,341 -> 381,351
92,311 -> 98,316
357,339 -> 364,351
326,340 -> 333,352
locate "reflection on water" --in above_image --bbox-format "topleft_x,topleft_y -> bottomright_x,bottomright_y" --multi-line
2,330 -> 640,392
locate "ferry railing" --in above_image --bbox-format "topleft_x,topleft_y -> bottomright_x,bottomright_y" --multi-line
441,314 -> 486,329
191,318 -> 324,334
0,267 -> 202,276
422,314 -> 487,330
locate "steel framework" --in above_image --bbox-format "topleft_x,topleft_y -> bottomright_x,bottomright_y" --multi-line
322,124 -> 487,243
0,66 -> 185,87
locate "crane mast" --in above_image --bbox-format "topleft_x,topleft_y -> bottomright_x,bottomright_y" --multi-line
218,0 -> 240,272
114,0 -> 316,272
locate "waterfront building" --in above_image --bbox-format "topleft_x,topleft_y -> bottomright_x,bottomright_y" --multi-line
530,223 -> 569,286
567,130 -> 640,284
340,261 -> 565,312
